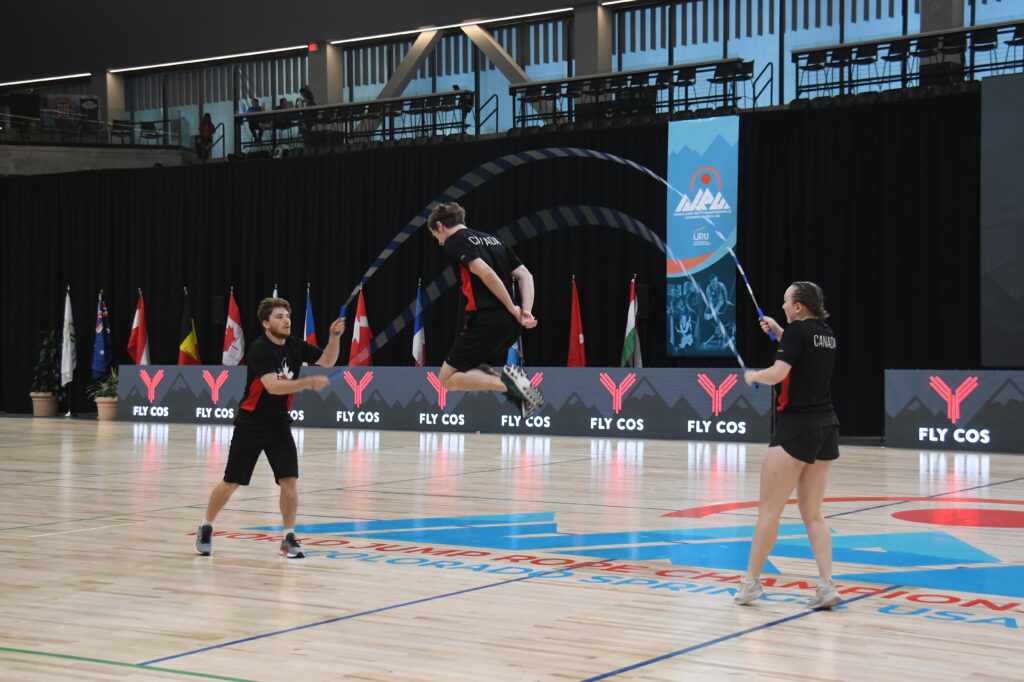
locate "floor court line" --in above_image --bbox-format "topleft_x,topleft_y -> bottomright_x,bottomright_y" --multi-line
578,587 -> 901,681
0,645 -> 257,682
27,520 -> 149,537
826,476 -> 1024,519
138,559 -> 612,667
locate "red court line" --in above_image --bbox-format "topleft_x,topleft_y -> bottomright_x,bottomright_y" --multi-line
665,497 -> 1024,518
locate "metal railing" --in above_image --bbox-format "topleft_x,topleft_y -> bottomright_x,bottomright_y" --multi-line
0,113 -> 182,146
509,58 -> 756,128
792,20 -> 1024,99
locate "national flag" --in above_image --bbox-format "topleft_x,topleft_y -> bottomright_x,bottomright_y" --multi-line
304,287 -> 317,346
91,291 -> 113,378
348,289 -> 373,366
127,290 -> 150,365
178,288 -> 201,365
621,277 -> 642,368
222,290 -> 245,366
506,337 -> 522,366
60,290 -> 76,387
568,278 -> 586,367
412,282 -> 425,367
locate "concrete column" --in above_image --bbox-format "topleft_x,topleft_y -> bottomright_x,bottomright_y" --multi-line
94,72 -> 125,122
574,0 -> 612,77
308,41 -> 344,104
920,0 -> 964,32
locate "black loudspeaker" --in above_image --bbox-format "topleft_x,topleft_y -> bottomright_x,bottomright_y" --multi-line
211,296 -> 225,325
636,283 -> 649,319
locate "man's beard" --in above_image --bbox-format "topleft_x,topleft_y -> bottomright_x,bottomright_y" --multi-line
268,327 -> 289,341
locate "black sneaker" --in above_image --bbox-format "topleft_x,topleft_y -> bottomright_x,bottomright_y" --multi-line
195,524 -> 213,556
501,365 -> 544,416
504,390 -> 533,420
280,532 -> 305,559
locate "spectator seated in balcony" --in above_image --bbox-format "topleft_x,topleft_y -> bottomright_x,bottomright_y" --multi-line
244,98 -> 264,142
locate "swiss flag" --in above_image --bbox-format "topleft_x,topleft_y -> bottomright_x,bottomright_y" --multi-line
348,289 -> 373,366
127,290 -> 150,365
568,279 -> 586,367
222,291 -> 245,365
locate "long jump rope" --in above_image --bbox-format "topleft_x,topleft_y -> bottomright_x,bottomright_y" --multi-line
327,148 -> 772,381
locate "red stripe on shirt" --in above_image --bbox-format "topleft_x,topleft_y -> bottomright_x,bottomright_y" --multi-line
459,265 -> 477,311
240,377 -> 264,412
776,375 -> 790,412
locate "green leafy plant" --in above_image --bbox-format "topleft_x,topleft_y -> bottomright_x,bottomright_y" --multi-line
31,329 -> 63,398
86,368 -> 119,399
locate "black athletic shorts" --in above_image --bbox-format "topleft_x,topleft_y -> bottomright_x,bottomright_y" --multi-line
223,420 -> 298,485
770,420 -> 840,464
445,308 -> 522,373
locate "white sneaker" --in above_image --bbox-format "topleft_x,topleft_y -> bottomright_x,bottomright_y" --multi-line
807,580 -> 841,610
733,576 -> 764,605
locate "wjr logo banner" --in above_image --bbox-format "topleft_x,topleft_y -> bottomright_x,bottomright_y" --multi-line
666,116 -> 739,358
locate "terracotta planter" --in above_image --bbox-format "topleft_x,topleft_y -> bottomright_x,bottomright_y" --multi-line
95,396 -> 119,421
30,392 -> 58,417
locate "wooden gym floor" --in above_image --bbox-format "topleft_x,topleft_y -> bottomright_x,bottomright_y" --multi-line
1,417 -> 1022,681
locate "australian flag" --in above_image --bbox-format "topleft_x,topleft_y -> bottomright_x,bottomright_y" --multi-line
91,292 -> 113,378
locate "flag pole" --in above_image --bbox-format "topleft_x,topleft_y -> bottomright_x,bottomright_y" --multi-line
65,284 -> 72,418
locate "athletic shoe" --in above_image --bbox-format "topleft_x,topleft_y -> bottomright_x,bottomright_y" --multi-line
280,532 -> 305,559
501,365 -> 545,416
807,580 -> 841,610
504,390 -> 534,420
195,524 -> 213,556
733,576 -> 765,605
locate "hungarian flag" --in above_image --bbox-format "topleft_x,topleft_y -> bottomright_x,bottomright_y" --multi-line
568,278 -> 586,367
178,288 -> 201,365
222,290 -> 244,365
348,289 -> 373,366
304,287 -> 317,346
621,277 -> 642,368
411,282 -> 425,367
91,291 -> 113,378
61,289 -> 76,387
127,290 -> 150,365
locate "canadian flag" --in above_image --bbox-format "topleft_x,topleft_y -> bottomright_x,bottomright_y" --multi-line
127,290 -> 150,365
568,278 -> 586,367
222,291 -> 245,365
348,289 -> 373,366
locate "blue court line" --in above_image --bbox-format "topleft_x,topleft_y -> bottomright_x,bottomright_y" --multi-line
578,586 -> 901,681
138,560 -> 611,667
826,475 -> 1024,519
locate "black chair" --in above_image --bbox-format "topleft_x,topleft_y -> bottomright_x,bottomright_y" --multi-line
1003,24 -> 1024,74
939,33 -> 966,60
881,39 -> 910,87
852,44 -> 879,91
912,35 -> 940,60
796,51 -> 828,97
110,119 -> 133,144
139,121 -> 162,144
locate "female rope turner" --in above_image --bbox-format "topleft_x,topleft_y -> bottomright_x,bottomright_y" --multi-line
734,281 -> 842,610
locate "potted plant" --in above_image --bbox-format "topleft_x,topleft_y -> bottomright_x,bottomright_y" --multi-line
30,329 -> 62,417
87,369 -> 119,421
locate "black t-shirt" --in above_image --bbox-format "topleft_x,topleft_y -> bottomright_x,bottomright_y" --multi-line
774,318 -> 837,419
236,334 -> 322,426
442,228 -> 523,312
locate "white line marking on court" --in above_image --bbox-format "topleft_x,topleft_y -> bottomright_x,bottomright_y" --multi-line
28,521 -> 149,537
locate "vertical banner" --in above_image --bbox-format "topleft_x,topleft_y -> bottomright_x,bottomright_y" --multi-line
666,117 -> 739,357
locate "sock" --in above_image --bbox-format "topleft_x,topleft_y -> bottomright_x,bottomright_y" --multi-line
284,528 -> 295,537
202,519 -> 212,527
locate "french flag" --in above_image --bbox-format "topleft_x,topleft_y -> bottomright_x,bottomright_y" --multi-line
412,281 -> 425,367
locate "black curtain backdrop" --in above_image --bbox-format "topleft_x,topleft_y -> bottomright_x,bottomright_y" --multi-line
0,92 -> 980,436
